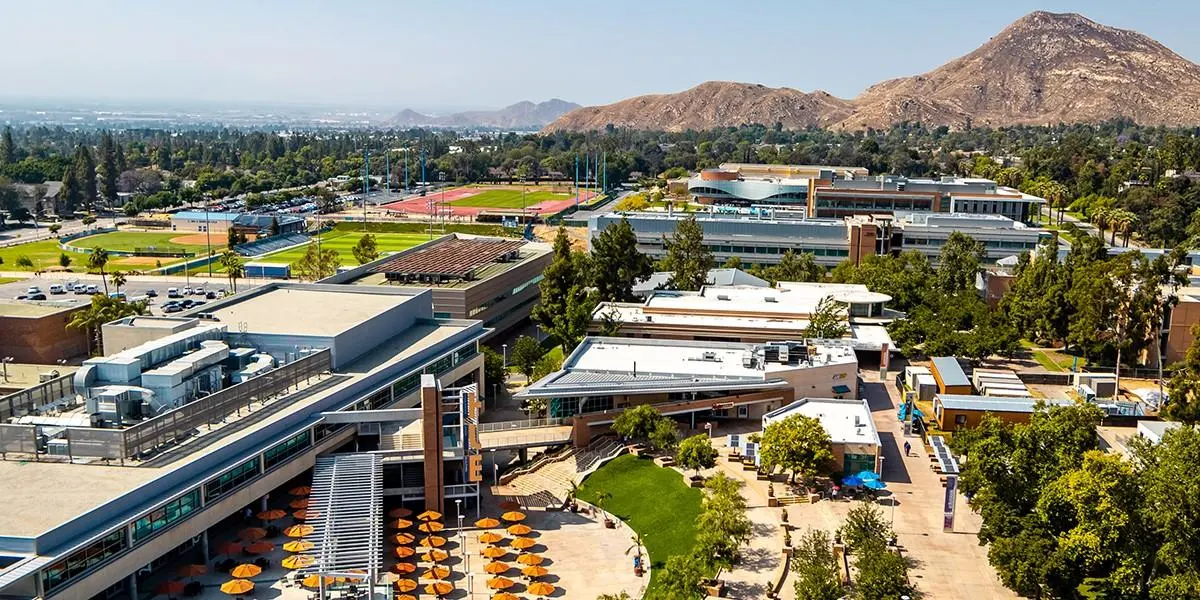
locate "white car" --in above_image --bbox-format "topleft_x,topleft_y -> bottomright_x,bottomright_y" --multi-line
167,287 -> 181,298
26,286 -> 41,295
48,284 -> 65,294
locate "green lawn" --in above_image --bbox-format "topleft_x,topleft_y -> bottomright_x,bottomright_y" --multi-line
1021,340 -> 1087,372
0,276 -> 25,284
449,188 -> 572,209
575,454 -> 704,597
252,231 -> 431,265
0,239 -> 79,272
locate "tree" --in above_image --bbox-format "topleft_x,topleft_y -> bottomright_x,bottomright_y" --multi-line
269,216 -> 281,237
612,404 -> 665,442
1136,427 -> 1200,597
675,434 -> 718,477
58,253 -> 72,268
48,224 -> 61,236
758,414 -> 834,484
1166,323 -> 1200,424
696,473 -> 753,567
99,133 -> 118,204
590,217 -> 652,302
109,271 -> 126,295
481,346 -> 507,396
792,529 -> 843,600
0,126 -> 14,165
934,231 -> 985,294
842,501 -> 892,552
60,165 -> 82,214
852,539 -> 914,600
648,416 -> 678,452
67,294 -> 149,355
531,227 -> 594,351
766,250 -> 823,284
351,233 -> 380,264
660,215 -> 712,291
805,297 -> 849,339
596,593 -> 633,600
291,241 -> 340,281
510,336 -> 543,382
88,248 -> 110,294
658,552 -> 706,600
219,251 -> 244,292
75,144 -> 98,211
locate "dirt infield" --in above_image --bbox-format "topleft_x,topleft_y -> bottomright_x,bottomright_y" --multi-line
111,256 -> 168,266
169,233 -> 218,245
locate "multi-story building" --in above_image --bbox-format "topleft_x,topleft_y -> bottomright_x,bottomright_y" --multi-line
0,300 -> 90,364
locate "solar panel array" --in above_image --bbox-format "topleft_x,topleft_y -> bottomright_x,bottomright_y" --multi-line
929,435 -> 959,475
369,238 -> 526,280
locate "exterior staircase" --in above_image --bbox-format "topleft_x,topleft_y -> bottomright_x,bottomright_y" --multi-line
501,437 -> 623,504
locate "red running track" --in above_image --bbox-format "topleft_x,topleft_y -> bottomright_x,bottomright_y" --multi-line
381,189 -> 600,217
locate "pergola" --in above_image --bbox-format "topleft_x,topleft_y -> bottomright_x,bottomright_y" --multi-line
303,453 -> 383,598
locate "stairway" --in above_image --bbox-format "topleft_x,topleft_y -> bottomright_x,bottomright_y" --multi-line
502,437 -> 623,502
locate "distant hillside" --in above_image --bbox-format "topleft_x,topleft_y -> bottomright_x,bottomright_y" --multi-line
389,99 -> 580,129
544,11 -> 1200,132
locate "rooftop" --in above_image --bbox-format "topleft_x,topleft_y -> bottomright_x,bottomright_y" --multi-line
931,357 -> 970,387
935,394 -> 1073,413
632,268 -> 769,295
0,299 -> 85,318
206,286 -> 412,336
172,211 -> 240,221
763,397 -> 881,446
369,237 -> 527,280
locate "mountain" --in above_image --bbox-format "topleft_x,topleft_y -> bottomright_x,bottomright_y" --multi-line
389,99 -> 580,129
544,12 -> 1200,132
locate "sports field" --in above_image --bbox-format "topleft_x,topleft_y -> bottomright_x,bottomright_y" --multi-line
382,185 -> 599,218
69,231 -> 211,253
0,239 -> 76,272
448,188 -> 573,208
254,230 -> 432,265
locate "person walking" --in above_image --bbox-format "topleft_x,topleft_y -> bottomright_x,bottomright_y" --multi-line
903,441 -> 912,457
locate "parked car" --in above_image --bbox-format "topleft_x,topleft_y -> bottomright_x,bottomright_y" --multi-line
49,284 -> 65,294
86,285 -> 99,294
191,300 -> 206,307
205,291 -> 217,299
167,287 -> 181,298
27,293 -> 47,301
26,286 -> 41,295
191,288 -> 206,296
180,299 -> 195,309
145,289 -> 158,298
163,304 -> 183,313
181,287 -> 192,296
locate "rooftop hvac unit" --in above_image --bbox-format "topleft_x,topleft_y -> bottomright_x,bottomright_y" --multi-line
46,438 -> 70,457
717,294 -> 730,301
742,353 -> 756,369
38,370 -> 60,383
645,315 -> 653,322
765,297 -> 778,303
701,351 -> 718,361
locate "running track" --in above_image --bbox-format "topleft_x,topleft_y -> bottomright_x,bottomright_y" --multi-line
381,188 -> 600,217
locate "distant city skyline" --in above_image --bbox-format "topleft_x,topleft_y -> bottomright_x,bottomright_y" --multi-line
2,0 -> 1199,112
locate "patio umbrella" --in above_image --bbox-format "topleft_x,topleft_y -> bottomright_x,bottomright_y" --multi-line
219,579 -> 254,596
395,596 -> 417,600
281,554 -> 315,570
393,578 -> 417,592
510,537 -> 536,550
475,517 -> 501,529
238,527 -> 267,541
501,511 -> 526,522
283,540 -> 314,553
289,498 -> 310,509
338,569 -> 366,584
377,572 -> 402,584
841,475 -> 864,487
424,581 -> 453,596
216,541 -> 242,557
527,581 -> 556,597
422,549 -> 450,562
418,521 -> 445,533
522,565 -> 549,578
481,546 -> 508,559
289,485 -> 312,495
855,470 -> 881,481
177,564 -> 207,579
389,518 -> 414,530
392,532 -> 416,545
244,541 -> 274,555
484,561 -> 510,575
421,566 -> 450,580
229,564 -> 262,579
388,507 -> 414,518
156,580 -> 185,596
391,561 -> 417,574
394,546 -> 416,559
301,574 -> 336,588
293,509 -> 316,520
498,500 -> 521,511
419,536 -> 447,548
863,479 -> 888,491
478,532 -> 504,544
487,576 -> 515,590
417,510 -> 442,522
284,524 -> 314,538
506,524 -> 532,536
257,509 -> 287,521
516,553 -> 544,566
492,593 -> 521,600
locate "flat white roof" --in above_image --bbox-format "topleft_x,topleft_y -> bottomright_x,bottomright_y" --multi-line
571,339 -> 764,378
763,397 -> 881,446
208,287 -> 412,336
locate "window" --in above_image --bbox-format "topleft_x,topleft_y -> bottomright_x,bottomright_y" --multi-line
132,489 -> 201,544
434,311 -> 453,319
205,459 -> 261,501
263,430 -> 311,471
41,530 -> 128,594
954,414 -> 968,426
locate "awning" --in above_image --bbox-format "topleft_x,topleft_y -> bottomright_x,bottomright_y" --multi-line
832,385 -> 852,394
304,453 -> 383,579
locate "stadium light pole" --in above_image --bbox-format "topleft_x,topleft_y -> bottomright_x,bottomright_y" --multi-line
204,200 -> 213,278
362,148 -> 370,232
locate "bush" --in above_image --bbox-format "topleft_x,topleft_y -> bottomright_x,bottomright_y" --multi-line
58,253 -> 72,268
15,255 -> 33,268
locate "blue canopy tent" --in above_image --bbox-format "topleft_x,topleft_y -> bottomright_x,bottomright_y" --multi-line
863,479 -> 887,491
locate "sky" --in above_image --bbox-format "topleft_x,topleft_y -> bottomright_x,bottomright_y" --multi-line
3,0 -> 1200,113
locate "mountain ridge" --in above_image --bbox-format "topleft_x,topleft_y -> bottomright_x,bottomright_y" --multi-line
390,99 -> 580,129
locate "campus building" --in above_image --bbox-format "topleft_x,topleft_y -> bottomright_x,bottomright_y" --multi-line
0,282 -> 492,600
323,234 -> 552,339
169,212 -> 305,235
516,337 -> 858,446
0,300 -> 90,364
932,394 -> 1072,429
762,397 -> 881,475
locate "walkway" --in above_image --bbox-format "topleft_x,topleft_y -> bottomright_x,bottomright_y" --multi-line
706,454 -> 786,599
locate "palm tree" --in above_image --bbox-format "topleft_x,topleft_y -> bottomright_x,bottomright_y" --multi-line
219,251 -> 244,292
109,271 -> 126,296
88,247 -> 110,294
1090,207 -> 1110,241
1118,211 -> 1139,247
625,532 -> 646,563
68,294 -> 149,355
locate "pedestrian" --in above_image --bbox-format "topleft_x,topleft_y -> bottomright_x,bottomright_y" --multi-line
243,507 -> 252,521
903,441 -> 912,456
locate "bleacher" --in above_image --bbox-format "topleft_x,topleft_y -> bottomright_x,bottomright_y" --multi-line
234,232 -> 311,257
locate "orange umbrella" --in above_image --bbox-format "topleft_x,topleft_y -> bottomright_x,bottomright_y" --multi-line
516,553 -> 544,566
501,511 -> 526,522
391,561 -> 417,574
484,561 -> 511,574
393,578 -> 417,592
420,566 -> 450,580
492,593 -> 521,600
510,537 -> 536,550
392,532 -> 416,545
424,581 -> 453,596
238,527 -> 267,541
522,565 -> 550,578
283,525 -> 314,540
293,509 -> 316,520
156,580 -> 185,596
395,596 -> 417,600
230,563 -> 262,579
417,510 -> 442,522
389,518 -> 414,530
475,517 -> 501,528
394,546 -> 416,558
498,500 -> 521,511
244,541 -> 274,555
422,549 -> 450,562
216,541 -> 242,556
289,498 -> 310,509
481,546 -> 508,559
281,554 -> 315,570
301,575 -> 335,588
487,576 -> 516,590
219,579 -> 254,595
527,581 -> 556,597
177,564 -> 207,578
282,540 -> 313,553
290,485 -> 312,495
338,569 -> 366,584
479,532 -> 504,544
418,521 -> 445,533
257,509 -> 287,521
419,536 -> 447,548
506,524 -> 532,536
389,507 -> 414,518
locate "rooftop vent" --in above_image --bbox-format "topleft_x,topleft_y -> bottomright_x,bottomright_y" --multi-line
717,294 -> 731,301
764,297 -> 778,303
701,351 -> 719,361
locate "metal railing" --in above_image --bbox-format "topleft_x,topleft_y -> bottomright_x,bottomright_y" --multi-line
477,417 -> 570,432
0,373 -> 76,422
479,428 -> 573,450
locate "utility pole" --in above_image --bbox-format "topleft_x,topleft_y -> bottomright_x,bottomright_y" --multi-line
574,154 -> 579,206
362,148 -> 370,231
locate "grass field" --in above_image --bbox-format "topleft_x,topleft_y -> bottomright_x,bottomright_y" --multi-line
575,455 -> 704,597
0,239 -> 79,272
1021,340 -> 1088,372
255,231 -> 431,265
449,188 -> 572,209
69,231 -> 209,253
0,276 -> 25,284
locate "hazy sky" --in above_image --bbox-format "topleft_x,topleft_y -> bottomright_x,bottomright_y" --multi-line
3,0 -> 1199,112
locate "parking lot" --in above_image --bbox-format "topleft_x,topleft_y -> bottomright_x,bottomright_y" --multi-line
0,274 -> 249,316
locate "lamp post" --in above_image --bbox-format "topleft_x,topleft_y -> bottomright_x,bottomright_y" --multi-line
502,344 -> 508,367
1,357 -> 13,382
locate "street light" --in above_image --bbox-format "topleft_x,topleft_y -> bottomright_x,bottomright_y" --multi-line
502,344 -> 508,367
1,357 -> 13,382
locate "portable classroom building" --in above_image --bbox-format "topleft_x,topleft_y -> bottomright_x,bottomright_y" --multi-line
914,373 -> 938,402
930,357 -> 972,395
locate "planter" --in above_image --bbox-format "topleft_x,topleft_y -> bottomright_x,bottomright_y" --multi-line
782,547 -> 794,558
701,579 -> 725,596
767,497 -> 780,507
604,518 -> 615,529
634,566 -> 644,577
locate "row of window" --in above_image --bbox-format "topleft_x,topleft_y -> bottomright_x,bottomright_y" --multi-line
41,531 -> 127,594
904,237 -> 1037,250
204,458 -> 260,500
264,431 -> 312,471
131,490 -> 201,544
707,244 -> 850,258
